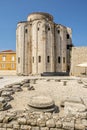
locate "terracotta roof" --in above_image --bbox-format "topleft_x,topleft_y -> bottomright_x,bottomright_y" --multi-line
0,50 -> 16,53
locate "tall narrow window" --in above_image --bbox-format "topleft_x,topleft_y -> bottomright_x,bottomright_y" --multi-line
63,57 -> 65,63
58,57 -> 61,63
2,56 -> 6,61
48,28 -> 50,31
12,56 -> 15,61
38,28 -> 39,31
25,29 -> 28,33
32,57 -> 34,63
67,34 -> 70,39
38,56 -> 41,63
58,30 -> 60,34
18,57 -> 20,64
47,56 -> 50,63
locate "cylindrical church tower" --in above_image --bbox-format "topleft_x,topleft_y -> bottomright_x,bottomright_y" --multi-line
27,12 -> 55,74
16,12 -> 72,75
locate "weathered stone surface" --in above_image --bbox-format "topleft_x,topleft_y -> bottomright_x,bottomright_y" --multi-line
46,119 -> 55,128
17,117 -> 27,125
30,79 -> 36,84
28,96 -> 55,108
22,79 -> 30,84
28,86 -> 35,91
1,95 -> 13,102
20,125 -> 31,130
32,127 -> 40,130
13,124 -> 20,129
37,117 -> 46,127
64,102 -> 86,115
0,128 -> 6,130
75,123 -> 85,130
6,128 -> 13,130
40,127 -> 49,130
60,96 -> 82,108
82,97 -> 87,107
0,97 -> 11,111
12,85 -> 22,92
28,96 -> 57,113
82,119 -> 87,127
27,118 -> 37,126
22,83 -> 30,87
63,121 -> 74,130
56,121 -> 62,128
75,112 -> 87,119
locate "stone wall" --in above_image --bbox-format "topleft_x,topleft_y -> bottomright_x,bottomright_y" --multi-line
0,110 -> 87,130
70,47 -> 87,76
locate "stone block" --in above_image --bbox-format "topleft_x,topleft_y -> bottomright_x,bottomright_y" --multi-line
64,102 -> 86,115
13,124 -> 20,129
6,128 -> 13,130
75,124 -> 85,130
32,127 -> 40,130
18,117 -> 27,125
82,119 -> 87,127
37,118 -> 46,127
27,118 -> 37,126
63,121 -> 74,130
40,127 -> 49,130
20,125 -> 31,130
56,121 -> 62,128
46,119 -> 55,128
0,123 -> 3,127
50,128 -> 59,130
6,123 -> 13,128
0,128 -> 6,130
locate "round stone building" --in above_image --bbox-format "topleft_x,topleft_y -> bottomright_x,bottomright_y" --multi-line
16,12 -> 72,75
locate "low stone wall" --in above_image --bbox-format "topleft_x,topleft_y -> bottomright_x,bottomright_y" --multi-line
0,110 -> 87,130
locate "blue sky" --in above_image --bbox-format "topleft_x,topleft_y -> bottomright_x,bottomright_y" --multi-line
0,0 -> 87,51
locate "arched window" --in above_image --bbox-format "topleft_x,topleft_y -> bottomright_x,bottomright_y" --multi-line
47,56 -> 50,63
48,27 -> 50,31
32,57 -> 34,63
67,34 -> 70,39
58,30 -> 60,34
63,57 -> 65,63
38,56 -> 41,63
38,27 -> 39,31
58,57 -> 61,63
25,29 -> 28,33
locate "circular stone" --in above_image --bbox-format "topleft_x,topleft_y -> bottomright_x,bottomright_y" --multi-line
28,96 -> 55,108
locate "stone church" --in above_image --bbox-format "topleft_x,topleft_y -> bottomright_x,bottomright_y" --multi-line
16,12 -> 73,75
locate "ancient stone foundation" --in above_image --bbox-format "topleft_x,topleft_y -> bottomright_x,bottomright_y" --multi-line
0,110 -> 87,130
0,78 -> 87,130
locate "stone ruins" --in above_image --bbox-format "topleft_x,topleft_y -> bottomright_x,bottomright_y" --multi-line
0,77 -> 87,130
